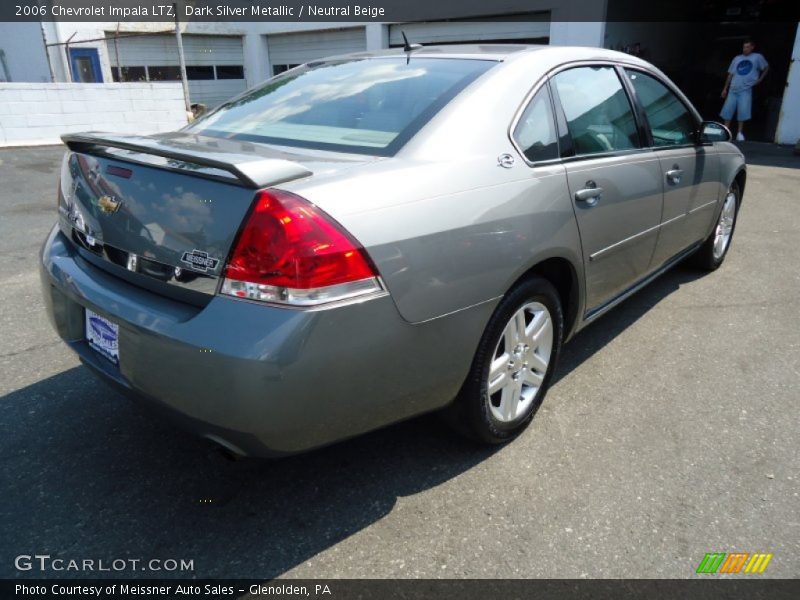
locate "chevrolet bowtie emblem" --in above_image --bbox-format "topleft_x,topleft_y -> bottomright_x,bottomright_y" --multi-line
98,195 -> 122,215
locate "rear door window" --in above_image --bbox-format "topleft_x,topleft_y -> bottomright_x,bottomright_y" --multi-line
552,66 -> 641,156
512,85 -> 559,163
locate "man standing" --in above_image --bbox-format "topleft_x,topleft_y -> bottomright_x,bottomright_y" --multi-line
720,39 -> 769,141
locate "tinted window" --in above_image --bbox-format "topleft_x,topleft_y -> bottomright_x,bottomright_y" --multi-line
513,86 -> 558,163
186,66 -> 214,80
148,66 -> 181,81
216,65 -> 244,79
190,58 -> 495,156
272,64 -> 299,76
553,66 -> 640,155
112,66 -> 146,82
626,70 -> 696,147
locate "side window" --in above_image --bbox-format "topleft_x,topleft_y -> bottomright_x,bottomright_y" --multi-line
552,66 -> 640,156
512,85 -> 559,163
625,70 -> 697,147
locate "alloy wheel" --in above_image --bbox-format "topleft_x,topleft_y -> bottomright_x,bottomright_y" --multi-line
713,191 -> 737,260
486,301 -> 553,423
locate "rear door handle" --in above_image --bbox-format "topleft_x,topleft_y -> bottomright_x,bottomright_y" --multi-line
666,168 -> 683,183
575,181 -> 603,206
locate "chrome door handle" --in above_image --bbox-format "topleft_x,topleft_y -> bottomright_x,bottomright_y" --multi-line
575,181 -> 603,206
666,168 -> 683,183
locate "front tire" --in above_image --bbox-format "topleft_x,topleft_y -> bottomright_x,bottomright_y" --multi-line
446,276 -> 564,444
690,181 -> 740,270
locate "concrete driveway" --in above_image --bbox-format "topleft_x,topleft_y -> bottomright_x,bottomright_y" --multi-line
1,143 -> 798,579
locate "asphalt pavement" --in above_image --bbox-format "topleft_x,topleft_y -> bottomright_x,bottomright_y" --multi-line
1,143 -> 798,579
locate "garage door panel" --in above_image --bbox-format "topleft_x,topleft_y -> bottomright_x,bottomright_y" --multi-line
267,28 -> 366,70
106,34 -> 245,108
109,35 -> 177,66
108,34 -> 244,66
388,18 -> 550,46
188,80 -> 246,108
183,36 -> 244,65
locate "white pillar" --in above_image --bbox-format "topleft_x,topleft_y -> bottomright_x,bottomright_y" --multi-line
42,22 -> 70,82
548,0 -> 607,46
548,22 -> 606,47
776,22 -> 800,144
365,24 -> 388,51
243,29 -> 271,86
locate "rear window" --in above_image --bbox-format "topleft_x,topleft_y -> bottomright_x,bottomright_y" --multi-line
187,58 -> 495,156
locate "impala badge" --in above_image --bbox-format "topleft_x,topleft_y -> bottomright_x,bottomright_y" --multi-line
181,249 -> 220,273
98,195 -> 122,214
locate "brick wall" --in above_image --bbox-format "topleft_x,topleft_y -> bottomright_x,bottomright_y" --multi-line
0,82 -> 188,147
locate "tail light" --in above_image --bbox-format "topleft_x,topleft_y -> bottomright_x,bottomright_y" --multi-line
220,189 -> 383,307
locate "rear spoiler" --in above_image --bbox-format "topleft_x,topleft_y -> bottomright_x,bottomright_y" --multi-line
61,132 -> 313,189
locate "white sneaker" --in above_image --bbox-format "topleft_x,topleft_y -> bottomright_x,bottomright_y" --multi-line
736,132 -> 745,142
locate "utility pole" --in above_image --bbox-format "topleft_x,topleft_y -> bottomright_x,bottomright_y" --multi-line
173,2 -> 191,113
113,23 -> 121,81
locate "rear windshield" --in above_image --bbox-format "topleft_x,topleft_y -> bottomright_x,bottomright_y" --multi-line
186,58 -> 495,156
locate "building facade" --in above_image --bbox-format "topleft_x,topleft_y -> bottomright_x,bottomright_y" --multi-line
1,0 -> 798,143
37,19 -> 608,106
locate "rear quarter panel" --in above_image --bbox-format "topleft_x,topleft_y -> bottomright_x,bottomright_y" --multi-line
296,159 -> 581,324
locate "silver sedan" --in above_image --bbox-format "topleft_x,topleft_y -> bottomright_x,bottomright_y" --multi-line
40,44 -> 745,456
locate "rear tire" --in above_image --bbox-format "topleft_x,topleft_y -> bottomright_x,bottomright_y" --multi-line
445,276 -> 564,445
690,181 -> 740,270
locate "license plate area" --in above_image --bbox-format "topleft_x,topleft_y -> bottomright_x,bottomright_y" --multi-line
85,308 -> 119,364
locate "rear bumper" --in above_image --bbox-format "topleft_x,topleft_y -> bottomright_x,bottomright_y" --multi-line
40,226 -> 491,456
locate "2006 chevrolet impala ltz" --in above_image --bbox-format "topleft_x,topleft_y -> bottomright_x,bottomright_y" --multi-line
40,45 -> 745,456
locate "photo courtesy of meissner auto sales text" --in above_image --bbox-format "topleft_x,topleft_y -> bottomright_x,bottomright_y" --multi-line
1,0 -> 799,598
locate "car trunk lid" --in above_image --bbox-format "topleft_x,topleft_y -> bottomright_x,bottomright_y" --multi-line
58,132 -> 372,304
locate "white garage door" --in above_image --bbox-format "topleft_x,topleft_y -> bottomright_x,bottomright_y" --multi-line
388,18 -> 550,46
266,28 -> 366,76
106,33 -> 247,108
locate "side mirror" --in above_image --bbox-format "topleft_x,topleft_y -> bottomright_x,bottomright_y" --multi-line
698,121 -> 732,143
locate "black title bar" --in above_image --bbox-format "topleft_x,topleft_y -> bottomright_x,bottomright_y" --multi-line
3,579 -> 800,600
3,0 -> 799,22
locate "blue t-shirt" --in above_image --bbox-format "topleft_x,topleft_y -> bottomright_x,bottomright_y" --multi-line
728,53 -> 768,91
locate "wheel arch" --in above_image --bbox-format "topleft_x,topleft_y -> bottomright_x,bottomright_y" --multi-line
510,255 -> 582,342
733,167 -> 747,204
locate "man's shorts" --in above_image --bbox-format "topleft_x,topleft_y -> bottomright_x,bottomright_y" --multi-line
721,89 -> 752,121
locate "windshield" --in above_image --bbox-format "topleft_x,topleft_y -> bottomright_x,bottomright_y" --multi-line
186,58 -> 495,156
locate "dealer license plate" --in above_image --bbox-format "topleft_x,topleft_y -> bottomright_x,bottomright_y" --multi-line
85,309 -> 119,364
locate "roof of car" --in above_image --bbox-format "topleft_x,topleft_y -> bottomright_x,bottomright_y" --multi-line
333,44 -> 548,61
323,44 -> 650,67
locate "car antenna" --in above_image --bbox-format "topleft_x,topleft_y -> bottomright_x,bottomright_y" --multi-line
402,31 -> 422,64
